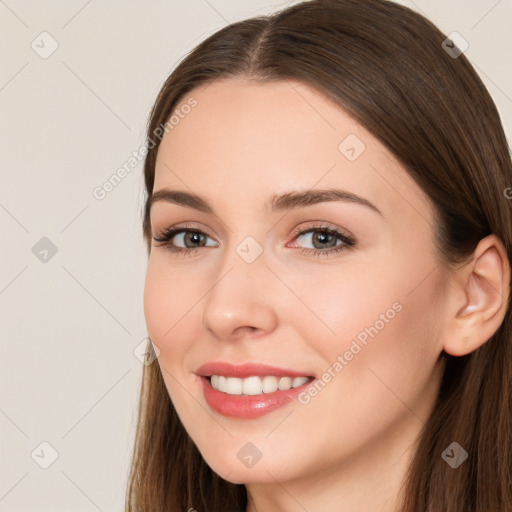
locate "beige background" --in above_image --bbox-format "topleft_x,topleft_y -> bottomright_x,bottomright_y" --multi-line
0,0 -> 511,510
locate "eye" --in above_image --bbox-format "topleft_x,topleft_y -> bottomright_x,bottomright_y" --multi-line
152,224 -> 218,256
289,224 -> 356,256
152,223 -> 356,257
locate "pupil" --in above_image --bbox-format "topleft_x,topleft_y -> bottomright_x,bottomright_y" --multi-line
314,231 -> 335,248
187,232 -> 203,247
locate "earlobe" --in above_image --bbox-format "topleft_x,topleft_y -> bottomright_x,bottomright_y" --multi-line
443,235 -> 510,357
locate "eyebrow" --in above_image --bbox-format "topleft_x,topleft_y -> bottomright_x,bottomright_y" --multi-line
148,188 -> 383,217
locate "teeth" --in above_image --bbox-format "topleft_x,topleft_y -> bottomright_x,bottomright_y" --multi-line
262,375 -> 278,393
292,376 -> 309,388
243,376 -> 263,395
209,375 -> 310,395
278,376 -> 292,390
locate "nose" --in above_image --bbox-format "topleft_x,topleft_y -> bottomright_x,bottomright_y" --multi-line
201,249 -> 279,342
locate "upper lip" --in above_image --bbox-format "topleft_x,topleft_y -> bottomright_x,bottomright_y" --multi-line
196,362 -> 314,379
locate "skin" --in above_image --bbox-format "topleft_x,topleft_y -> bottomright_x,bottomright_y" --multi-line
144,77 -> 510,511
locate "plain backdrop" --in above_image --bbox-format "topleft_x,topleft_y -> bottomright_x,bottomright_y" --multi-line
1,0 -> 511,510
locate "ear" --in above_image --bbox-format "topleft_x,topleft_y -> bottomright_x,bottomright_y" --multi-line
442,234 -> 510,357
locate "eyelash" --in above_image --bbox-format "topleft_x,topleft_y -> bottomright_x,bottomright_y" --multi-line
152,223 -> 356,258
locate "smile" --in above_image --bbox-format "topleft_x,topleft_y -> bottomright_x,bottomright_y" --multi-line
210,375 -> 311,395
196,362 -> 316,419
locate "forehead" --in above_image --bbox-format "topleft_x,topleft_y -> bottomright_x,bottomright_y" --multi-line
153,77 -> 434,226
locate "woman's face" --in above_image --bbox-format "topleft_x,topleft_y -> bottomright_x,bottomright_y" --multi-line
144,77 -> 448,485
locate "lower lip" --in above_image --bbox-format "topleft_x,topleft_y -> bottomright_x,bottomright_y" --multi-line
200,376 -> 313,419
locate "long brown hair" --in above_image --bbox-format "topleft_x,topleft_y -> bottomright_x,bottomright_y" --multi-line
126,0 -> 512,510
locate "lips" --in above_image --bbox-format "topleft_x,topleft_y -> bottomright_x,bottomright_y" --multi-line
196,361 -> 314,379
196,362 -> 316,419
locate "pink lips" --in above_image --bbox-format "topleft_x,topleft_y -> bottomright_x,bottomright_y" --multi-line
196,362 -> 313,379
196,362 -> 315,419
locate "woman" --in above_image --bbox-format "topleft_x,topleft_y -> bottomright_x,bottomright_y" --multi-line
126,0 -> 512,510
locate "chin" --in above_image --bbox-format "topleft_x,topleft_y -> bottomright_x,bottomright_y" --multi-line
210,465 -> 284,485
199,447 -> 300,485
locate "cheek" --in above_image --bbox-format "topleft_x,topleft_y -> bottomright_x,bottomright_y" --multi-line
143,257 -> 208,376
293,280 -> 444,463
143,258 -> 187,349
319,243 -> 443,355
304,253 -> 444,397
284,262 -> 401,358
143,261 -> 197,410
321,267 -> 444,419
143,262 -> 167,342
